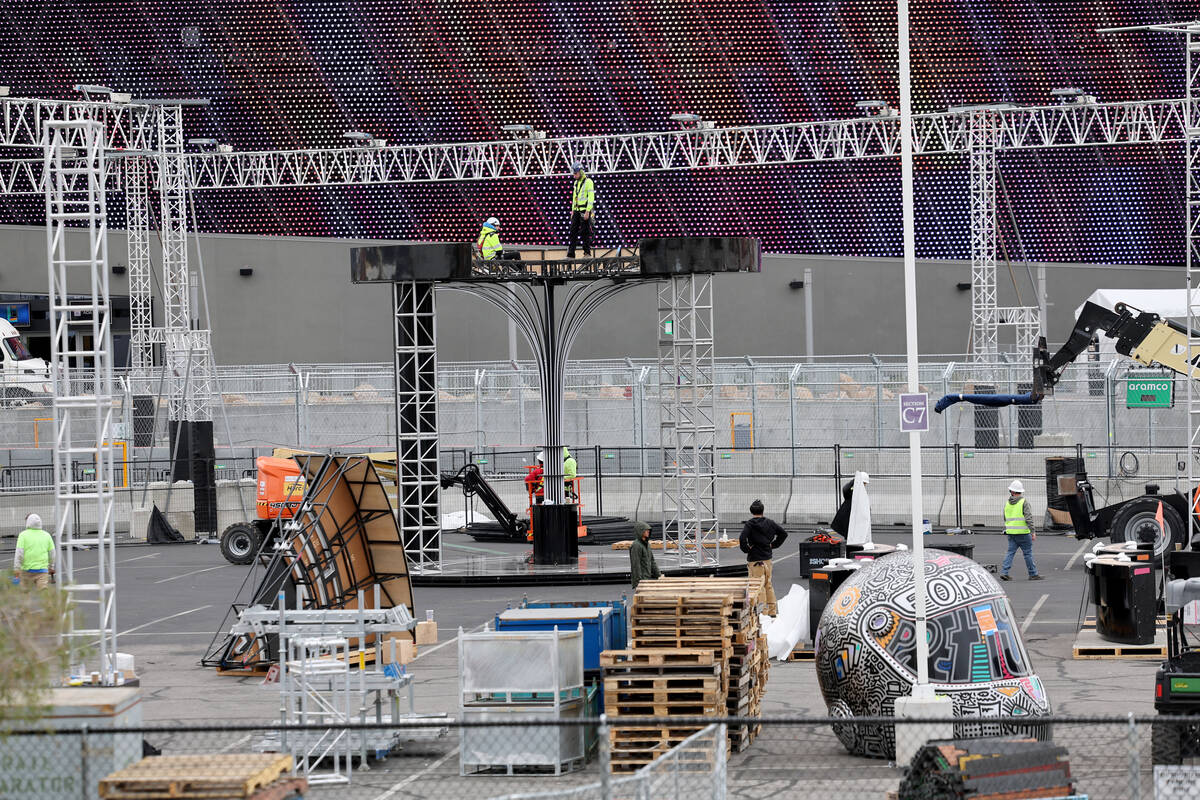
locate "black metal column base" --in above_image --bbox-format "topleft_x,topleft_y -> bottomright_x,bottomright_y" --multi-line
532,504 -> 579,565
168,419 -> 217,536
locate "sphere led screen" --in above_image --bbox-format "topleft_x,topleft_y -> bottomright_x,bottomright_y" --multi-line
0,2 -> 1191,264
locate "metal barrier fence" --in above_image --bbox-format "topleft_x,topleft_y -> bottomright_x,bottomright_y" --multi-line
0,441 -> 1184,533
0,355 -> 1184,454
3,716 -> 1198,799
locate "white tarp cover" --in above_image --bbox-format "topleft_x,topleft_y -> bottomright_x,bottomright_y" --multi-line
846,471 -> 872,546
441,510 -> 492,529
762,583 -> 811,658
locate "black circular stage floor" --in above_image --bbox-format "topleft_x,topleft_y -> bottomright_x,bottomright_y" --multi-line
413,535 -> 749,586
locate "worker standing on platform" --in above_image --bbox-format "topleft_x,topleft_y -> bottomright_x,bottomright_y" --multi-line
999,480 -> 1041,582
566,163 -> 594,259
629,521 -> 660,590
739,500 -> 788,615
563,447 -> 578,502
12,513 -> 54,589
525,453 -> 545,505
477,217 -> 520,262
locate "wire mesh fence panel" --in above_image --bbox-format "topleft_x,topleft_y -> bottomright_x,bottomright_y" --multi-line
5,717 -> 1199,800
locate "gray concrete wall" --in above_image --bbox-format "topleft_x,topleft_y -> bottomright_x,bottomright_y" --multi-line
0,224 -> 1184,364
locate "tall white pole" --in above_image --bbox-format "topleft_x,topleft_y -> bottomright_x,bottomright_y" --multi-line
897,0 -> 930,688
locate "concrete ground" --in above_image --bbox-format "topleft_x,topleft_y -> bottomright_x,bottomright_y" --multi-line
9,530 -> 1164,799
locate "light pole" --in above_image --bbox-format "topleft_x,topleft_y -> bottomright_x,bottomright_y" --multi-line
892,0 -> 954,765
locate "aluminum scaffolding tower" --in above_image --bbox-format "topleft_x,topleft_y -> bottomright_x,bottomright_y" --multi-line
157,103 -> 213,424
393,281 -> 442,572
1188,25 -> 1200,554
967,107 -> 1040,361
123,154 -> 154,373
45,118 -> 117,680
658,275 -> 718,567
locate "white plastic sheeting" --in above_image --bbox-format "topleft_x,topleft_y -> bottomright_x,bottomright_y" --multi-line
762,583 -> 811,660
847,471 -> 872,546
441,510 -> 492,529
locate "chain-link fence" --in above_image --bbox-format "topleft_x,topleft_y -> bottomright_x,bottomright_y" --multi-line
5,715 -> 1200,799
0,354 -> 1195,536
0,355 -> 1187,453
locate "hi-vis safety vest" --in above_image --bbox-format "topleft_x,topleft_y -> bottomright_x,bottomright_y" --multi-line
571,176 -> 595,212
1003,498 -> 1030,535
477,228 -> 501,260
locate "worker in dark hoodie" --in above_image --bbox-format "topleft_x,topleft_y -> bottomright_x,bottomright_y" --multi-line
739,499 -> 788,615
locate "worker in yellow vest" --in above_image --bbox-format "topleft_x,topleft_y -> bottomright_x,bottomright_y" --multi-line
566,163 -> 594,258
999,480 -> 1041,581
12,512 -> 55,589
477,217 -> 521,263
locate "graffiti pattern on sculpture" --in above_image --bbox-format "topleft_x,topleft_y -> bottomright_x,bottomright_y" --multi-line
816,549 -> 1051,759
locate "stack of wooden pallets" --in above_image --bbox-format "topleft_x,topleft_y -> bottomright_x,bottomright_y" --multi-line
600,648 -> 724,772
603,576 -> 769,762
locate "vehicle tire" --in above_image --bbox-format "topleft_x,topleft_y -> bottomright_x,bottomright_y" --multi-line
1153,717 -> 1184,765
219,522 -> 261,565
1109,497 -> 1185,558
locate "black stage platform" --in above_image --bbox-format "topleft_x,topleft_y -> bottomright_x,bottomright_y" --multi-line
462,515 -> 651,546
414,537 -> 749,586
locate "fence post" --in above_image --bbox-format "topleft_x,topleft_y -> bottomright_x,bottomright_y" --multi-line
954,443 -> 963,529
833,444 -> 842,508
474,369 -> 485,452
1126,712 -> 1141,800
870,355 -> 883,448
714,721 -> 728,800
599,713 -> 611,799
788,365 -> 801,478
80,724 -> 89,800
595,444 -> 603,517
294,370 -> 304,447
516,362 -> 526,446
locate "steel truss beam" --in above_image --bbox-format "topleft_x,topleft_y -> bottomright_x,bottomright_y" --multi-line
1,96 -> 157,151
158,105 -> 212,422
658,275 -> 718,567
393,281 -> 442,573
182,99 -> 1187,189
123,156 -> 154,374
45,118 -> 118,681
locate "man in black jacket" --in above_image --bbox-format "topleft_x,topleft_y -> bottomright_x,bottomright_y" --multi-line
739,499 -> 788,615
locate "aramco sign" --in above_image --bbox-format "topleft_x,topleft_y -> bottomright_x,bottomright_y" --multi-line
1125,376 -> 1174,409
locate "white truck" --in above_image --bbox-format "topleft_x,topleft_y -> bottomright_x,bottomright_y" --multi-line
0,318 -> 50,401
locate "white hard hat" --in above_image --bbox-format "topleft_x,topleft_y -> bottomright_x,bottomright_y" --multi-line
536,453 -> 543,462
25,513 -> 41,529
485,216 -> 500,230
1008,480 -> 1024,493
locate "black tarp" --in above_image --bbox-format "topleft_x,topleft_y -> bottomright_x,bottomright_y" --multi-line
146,505 -> 185,544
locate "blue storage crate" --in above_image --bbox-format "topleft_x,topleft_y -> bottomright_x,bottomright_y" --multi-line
496,607 -> 613,670
519,598 -> 629,651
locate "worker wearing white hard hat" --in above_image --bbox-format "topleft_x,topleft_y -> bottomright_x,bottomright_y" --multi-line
476,217 -> 522,264
566,162 -> 595,259
1000,479 -> 1041,582
525,452 -> 545,505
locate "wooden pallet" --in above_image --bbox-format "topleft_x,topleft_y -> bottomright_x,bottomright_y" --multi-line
1072,627 -> 1168,660
249,778 -> 307,800
601,648 -> 715,668
788,645 -> 815,662
1082,615 -> 1167,629
610,724 -> 709,742
99,754 -> 293,800
605,701 -> 720,716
